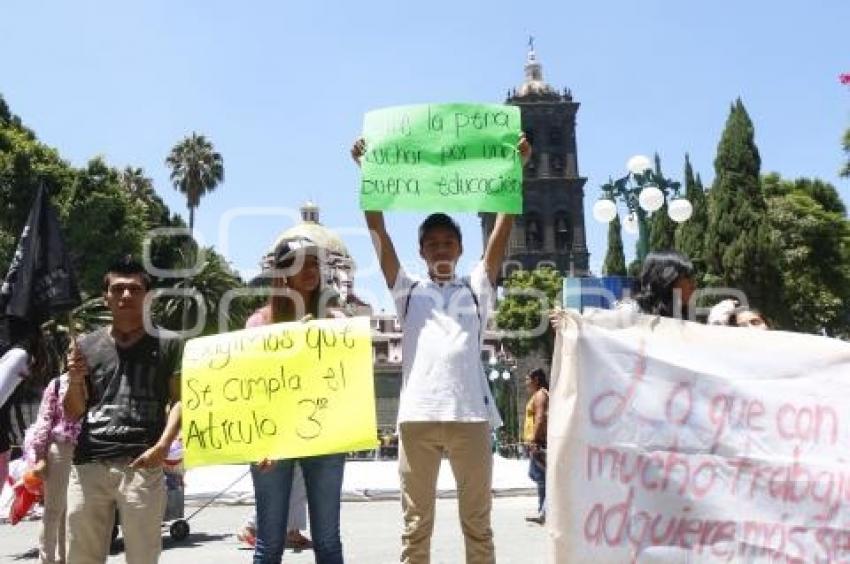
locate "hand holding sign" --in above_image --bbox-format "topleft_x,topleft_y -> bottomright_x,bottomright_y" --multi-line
358,103 -> 525,213
180,316 -> 377,468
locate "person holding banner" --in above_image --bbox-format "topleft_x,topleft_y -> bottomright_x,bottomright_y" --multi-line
730,307 -> 769,330
352,135 -> 530,564
635,251 -> 697,319
708,299 -> 770,330
62,257 -> 183,564
248,236 -> 346,564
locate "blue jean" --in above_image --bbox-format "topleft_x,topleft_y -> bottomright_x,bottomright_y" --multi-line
528,456 -> 546,516
251,454 -> 345,564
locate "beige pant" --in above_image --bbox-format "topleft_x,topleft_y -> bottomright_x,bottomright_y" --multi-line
66,460 -> 165,564
40,441 -> 75,564
399,422 -> 495,564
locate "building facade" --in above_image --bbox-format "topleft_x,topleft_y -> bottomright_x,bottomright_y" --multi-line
480,44 -> 590,279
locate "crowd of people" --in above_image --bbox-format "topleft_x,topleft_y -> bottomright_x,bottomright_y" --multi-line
0,135 -> 776,564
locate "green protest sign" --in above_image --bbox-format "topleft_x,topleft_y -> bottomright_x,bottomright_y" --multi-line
359,103 -> 523,214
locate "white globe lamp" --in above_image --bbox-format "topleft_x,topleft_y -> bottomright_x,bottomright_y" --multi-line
592,198 -> 618,223
668,198 -> 693,223
626,155 -> 652,175
638,185 -> 665,212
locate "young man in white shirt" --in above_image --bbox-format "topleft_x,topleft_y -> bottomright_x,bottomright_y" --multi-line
352,136 -> 530,564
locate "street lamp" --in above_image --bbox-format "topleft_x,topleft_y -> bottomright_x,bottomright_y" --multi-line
593,155 -> 693,263
486,351 -> 518,450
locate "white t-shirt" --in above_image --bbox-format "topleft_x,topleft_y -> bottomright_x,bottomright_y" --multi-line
392,262 -> 496,424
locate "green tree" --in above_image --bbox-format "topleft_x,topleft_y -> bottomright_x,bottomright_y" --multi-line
841,128 -> 850,178
495,267 -> 563,359
154,248 -> 254,336
704,99 -> 784,322
165,133 -> 224,234
64,158 -> 148,294
648,154 -> 677,253
763,174 -> 850,335
602,215 -> 626,275
0,109 -> 76,270
0,103 -> 146,296
0,94 -> 263,361
675,155 -> 708,273
120,166 -> 188,277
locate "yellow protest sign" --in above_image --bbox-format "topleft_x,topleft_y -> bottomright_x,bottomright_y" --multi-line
180,316 -> 378,468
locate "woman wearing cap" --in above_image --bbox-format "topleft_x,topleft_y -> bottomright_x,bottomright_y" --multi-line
249,236 -> 346,564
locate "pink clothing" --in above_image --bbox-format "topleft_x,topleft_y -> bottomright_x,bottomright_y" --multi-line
23,375 -> 81,465
246,305 -> 272,328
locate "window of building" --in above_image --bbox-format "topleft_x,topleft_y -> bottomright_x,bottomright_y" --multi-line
374,341 -> 389,361
554,212 -> 571,249
550,154 -> 564,174
525,213 -> 543,250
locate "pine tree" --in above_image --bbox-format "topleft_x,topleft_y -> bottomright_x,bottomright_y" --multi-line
704,99 -> 784,322
675,154 -> 708,274
648,154 -> 677,252
602,214 -> 627,275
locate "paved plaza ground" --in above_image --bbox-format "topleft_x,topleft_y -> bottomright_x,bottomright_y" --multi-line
1,496 -> 549,563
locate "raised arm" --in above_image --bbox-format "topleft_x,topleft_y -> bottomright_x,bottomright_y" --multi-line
483,134 -> 532,285
352,138 -> 401,288
63,341 -> 88,420
483,214 -> 514,286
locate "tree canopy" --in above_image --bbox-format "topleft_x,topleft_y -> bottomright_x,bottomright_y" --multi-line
495,267 -> 563,359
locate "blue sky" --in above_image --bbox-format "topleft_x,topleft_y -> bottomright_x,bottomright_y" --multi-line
2,1 -> 848,311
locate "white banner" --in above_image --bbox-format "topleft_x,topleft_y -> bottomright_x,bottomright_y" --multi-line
548,308 -> 850,563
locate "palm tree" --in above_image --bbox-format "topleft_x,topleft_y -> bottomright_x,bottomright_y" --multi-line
121,166 -> 158,222
154,248 -> 258,336
120,166 -> 153,199
165,133 -> 224,331
165,133 -> 224,234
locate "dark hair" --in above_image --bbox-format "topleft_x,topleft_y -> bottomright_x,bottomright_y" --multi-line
271,286 -> 340,323
0,317 -> 28,353
527,367 -> 548,390
730,307 -> 769,328
418,213 -> 462,246
102,255 -> 152,292
635,251 -> 695,318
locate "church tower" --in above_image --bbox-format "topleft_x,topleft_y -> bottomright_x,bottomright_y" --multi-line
480,41 -> 589,278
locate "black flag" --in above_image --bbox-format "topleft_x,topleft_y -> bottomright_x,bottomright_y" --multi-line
0,184 -> 81,338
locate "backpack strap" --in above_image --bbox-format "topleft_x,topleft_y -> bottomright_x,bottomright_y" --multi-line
461,280 -> 481,318
402,281 -> 420,320
461,280 -> 482,344
403,280 -> 483,342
